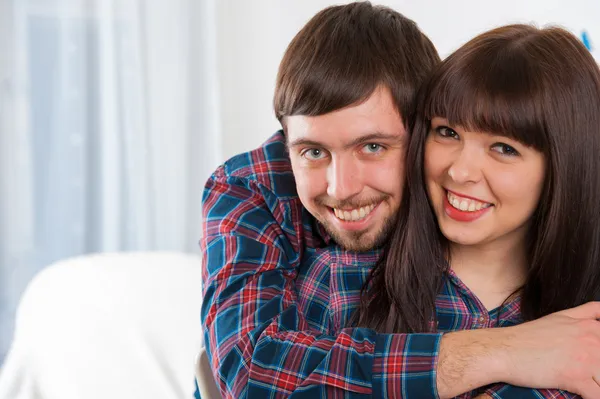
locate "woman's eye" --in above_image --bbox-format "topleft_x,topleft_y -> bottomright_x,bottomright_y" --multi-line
363,143 -> 384,154
435,126 -> 459,139
302,148 -> 327,160
491,143 -> 520,156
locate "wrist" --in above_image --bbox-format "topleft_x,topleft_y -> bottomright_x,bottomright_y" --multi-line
479,326 -> 513,384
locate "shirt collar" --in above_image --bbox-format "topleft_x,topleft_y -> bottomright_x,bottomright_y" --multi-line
444,268 -> 522,323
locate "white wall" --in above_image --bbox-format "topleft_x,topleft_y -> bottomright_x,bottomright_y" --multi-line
216,0 -> 600,161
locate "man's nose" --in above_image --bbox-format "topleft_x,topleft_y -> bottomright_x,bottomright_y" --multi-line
326,155 -> 363,201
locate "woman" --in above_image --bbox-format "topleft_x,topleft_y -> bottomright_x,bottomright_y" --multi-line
355,24 -> 600,394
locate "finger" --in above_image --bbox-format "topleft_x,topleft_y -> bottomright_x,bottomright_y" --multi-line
559,301 -> 600,320
579,378 -> 600,399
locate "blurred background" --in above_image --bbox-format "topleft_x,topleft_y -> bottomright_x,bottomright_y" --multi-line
0,0 -> 598,367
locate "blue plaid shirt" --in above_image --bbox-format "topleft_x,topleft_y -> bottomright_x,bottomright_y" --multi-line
198,131 -> 577,398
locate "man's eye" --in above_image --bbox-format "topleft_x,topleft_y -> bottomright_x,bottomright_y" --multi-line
363,143 -> 384,154
302,148 -> 327,160
491,143 -> 520,156
435,126 -> 459,139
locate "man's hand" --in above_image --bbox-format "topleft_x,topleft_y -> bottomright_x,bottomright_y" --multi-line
499,301 -> 600,398
436,301 -> 600,399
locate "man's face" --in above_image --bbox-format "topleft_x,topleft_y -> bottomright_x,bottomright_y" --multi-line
286,87 -> 406,251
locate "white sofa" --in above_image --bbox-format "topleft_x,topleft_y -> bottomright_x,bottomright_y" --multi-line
0,252 -> 208,399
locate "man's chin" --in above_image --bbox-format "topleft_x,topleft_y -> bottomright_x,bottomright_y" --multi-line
321,216 -> 396,252
338,240 -> 380,252
326,229 -> 382,252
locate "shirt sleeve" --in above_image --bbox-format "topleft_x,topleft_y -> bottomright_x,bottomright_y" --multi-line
200,171 -> 443,398
483,384 -> 579,398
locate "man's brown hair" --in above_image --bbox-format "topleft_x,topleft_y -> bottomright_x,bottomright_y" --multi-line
274,1 -> 440,128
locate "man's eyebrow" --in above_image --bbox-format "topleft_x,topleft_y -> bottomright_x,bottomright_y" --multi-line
287,138 -> 325,148
344,132 -> 403,148
287,132 -> 402,149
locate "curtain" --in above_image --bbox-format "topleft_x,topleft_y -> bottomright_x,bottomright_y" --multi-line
0,0 -> 221,363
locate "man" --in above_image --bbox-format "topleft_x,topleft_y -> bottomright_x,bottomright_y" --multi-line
200,2 -> 600,398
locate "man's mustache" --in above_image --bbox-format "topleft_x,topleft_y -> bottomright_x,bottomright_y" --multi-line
315,195 -> 390,209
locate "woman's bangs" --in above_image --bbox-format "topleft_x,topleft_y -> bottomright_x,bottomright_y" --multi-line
423,57 -> 549,151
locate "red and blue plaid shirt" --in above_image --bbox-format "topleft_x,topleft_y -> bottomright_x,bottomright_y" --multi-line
199,131 -> 577,399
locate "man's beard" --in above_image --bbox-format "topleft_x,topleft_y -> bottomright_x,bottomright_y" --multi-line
320,212 -> 397,252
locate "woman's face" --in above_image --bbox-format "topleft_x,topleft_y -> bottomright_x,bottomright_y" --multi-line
425,117 -> 546,248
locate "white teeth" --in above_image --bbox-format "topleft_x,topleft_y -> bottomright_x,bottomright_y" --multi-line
446,191 -> 491,213
359,208 -> 366,218
333,203 -> 376,222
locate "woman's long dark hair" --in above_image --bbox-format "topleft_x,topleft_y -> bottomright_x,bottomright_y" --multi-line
354,25 -> 600,333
